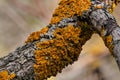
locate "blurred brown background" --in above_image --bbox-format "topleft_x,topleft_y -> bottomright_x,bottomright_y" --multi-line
0,0 -> 58,57
0,0 -> 120,80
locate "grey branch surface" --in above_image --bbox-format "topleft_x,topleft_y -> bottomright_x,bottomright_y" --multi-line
0,42 -> 36,80
88,9 -> 120,68
0,6 -> 120,80
0,15 -> 93,80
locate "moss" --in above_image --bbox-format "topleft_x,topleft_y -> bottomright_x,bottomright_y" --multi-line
0,70 -> 15,80
50,0 -> 91,24
25,27 -> 48,43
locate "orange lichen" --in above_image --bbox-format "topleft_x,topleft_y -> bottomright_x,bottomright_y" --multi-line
33,23 -> 94,79
50,0 -> 91,24
50,16 -> 61,24
106,35 -> 112,43
25,27 -> 48,43
34,25 -> 82,80
103,35 -> 114,53
94,5 -> 103,9
100,28 -> 114,53
0,70 -> 15,80
107,0 -> 120,13
24,0 -> 93,79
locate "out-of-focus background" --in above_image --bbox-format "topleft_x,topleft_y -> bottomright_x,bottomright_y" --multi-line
0,0 -> 120,80
0,0 -> 58,57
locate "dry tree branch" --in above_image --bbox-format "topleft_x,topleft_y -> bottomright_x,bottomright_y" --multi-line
89,9 -> 120,68
0,0 -> 120,80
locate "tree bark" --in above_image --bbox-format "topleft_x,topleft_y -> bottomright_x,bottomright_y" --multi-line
88,9 -> 120,69
0,15 -> 93,80
0,0 -> 120,80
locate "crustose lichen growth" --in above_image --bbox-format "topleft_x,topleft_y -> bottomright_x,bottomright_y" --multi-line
25,27 -> 49,43
32,21 -> 93,80
32,0 -> 93,79
50,0 -> 91,24
34,25 -> 82,79
0,70 -> 15,80
0,0 -> 119,80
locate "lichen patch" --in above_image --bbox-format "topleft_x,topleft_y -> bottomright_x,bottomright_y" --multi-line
0,70 -> 15,80
34,25 -> 82,80
50,0 -> 91,24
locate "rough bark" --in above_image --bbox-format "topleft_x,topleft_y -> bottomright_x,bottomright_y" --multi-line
88,9 -> 120,69
0,16 -> 93,80
0,0 -> 120,80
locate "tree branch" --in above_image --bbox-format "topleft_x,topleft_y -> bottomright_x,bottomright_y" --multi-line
88,9 -> 120,68
0,16 -> 93,80
0,0 -> 120,80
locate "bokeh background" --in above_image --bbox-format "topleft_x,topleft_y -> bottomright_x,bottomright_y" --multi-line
0,0 -> 120,80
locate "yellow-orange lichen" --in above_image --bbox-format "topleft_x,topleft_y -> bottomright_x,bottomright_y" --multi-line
33,22 -> 94,79
50,0 -> 91,24
106,35 -> 112,43
25,27 -> 48,43
108,0 -> 120,13
24,0 -> 94,79
34,25 -> 82,80
50,16 -> 61,24
104,35 -> 114,53
0,70 -> 15,80
100,28 -> 114,53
